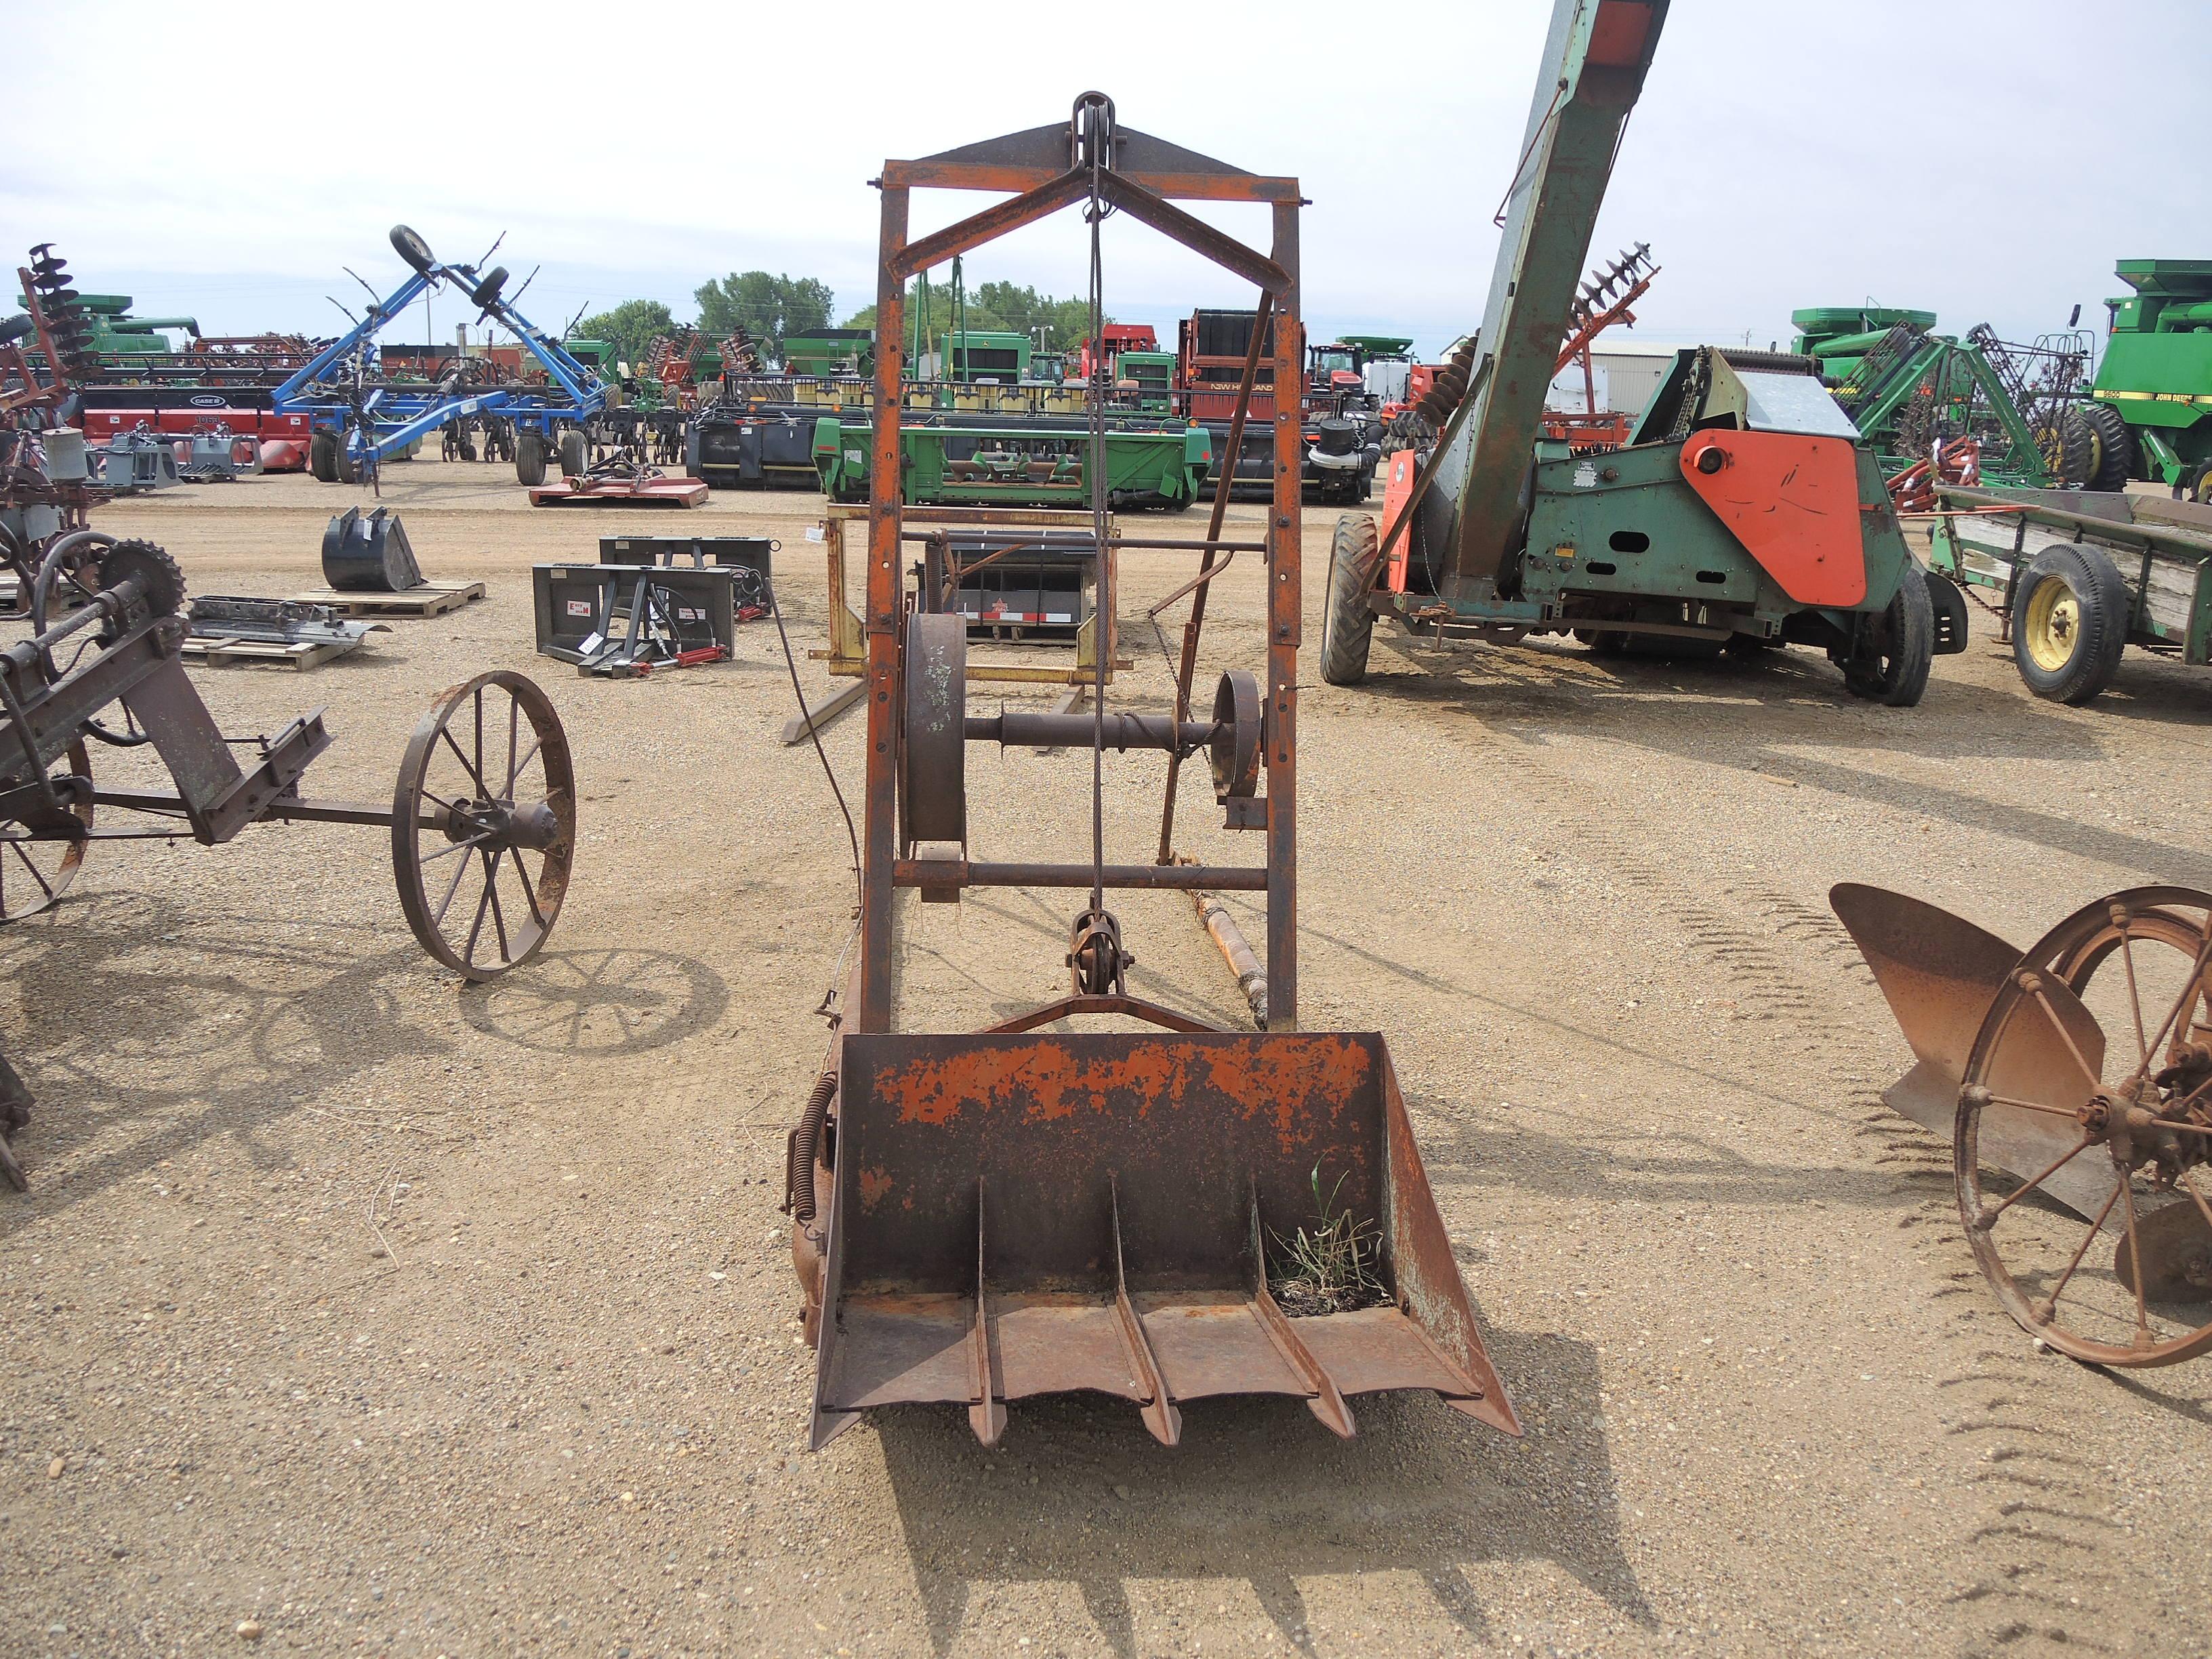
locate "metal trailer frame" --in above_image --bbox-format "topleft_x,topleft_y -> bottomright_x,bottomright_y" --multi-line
1929,483 -> 2212,699
270,227 -> 605,478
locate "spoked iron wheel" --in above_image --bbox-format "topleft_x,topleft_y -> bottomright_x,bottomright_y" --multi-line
1957,886 -> 2212,1366
392,672 -> 575,981
0,740 -> 94,921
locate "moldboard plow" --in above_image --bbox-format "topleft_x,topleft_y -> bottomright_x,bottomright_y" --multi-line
1834,883 -> 2212,1367
785,98 -> 1519,1450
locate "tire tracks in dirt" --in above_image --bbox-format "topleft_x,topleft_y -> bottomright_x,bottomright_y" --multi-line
1465,714 -> 2138,1656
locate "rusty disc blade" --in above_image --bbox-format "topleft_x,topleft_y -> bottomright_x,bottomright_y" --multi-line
1829,883 -> 2022,1134
1975,966 -> 2116,1224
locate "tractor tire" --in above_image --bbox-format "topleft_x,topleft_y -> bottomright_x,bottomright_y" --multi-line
1319,514 -> 1381,687
1845,565 -> 1934,707
2047,405 -> 2096,488
515,433 -> 547,487
2179,458 -> 2212,505
308,429 -> 338,484
558,428 -> 588,480
389,224 -> 436,275
2011,543 -> 2128,704
331,436 -> 359,487
2081,401 -> 2137,493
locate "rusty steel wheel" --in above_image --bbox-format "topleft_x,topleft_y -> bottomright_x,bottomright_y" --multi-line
0,740 -> 93,922
1957,887 -> 2212,1366
392,672 -> 575,981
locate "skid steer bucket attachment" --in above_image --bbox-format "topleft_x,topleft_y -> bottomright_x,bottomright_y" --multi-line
806,1023 -> 1517,1449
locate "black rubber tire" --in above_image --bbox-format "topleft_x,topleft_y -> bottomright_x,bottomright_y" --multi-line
2180,459 -> 2212,505
331,434 -> 359,487
2047,405 -> 2095,488
558,429 -> 588,479
515,433 -> 547,487
1845,565 -> 1934,706
1724,633 -> 1781,657
1581,630 -> 1631,658
1319,514 -> 1380,687
2010,544 -> 2129,705
459,438 -> 478,463
389,224 -> 436,274
308,429 -> 338,484
2081,402 -> 2137,493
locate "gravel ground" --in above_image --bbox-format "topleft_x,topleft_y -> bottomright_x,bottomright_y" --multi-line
4,459 -> 2210,1658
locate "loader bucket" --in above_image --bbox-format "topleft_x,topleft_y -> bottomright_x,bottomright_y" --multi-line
808,1027 -> 1519,1450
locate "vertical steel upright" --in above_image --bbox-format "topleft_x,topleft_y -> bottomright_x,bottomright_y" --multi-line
851,106 -> 1303,1033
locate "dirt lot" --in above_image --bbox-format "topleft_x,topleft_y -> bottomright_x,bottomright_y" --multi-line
5,459 -> 2210,1658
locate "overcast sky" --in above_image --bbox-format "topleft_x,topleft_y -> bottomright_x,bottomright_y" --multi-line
7,0 -> 2205,362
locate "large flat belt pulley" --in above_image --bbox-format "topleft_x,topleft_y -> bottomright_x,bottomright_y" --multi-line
899,611 -> 966,848
1209,669 -> 1262,805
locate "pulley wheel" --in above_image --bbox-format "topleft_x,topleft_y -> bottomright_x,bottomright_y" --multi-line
899,611 -> 966,849
1209,669 -> 1261,802
1957,886 -> 2212,1366
392,672 -> 575,980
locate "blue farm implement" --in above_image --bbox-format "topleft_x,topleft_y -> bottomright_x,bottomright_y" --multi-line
272,226 -> 604,489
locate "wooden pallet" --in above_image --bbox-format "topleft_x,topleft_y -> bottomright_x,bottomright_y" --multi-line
180,634 -> 365,671
285,580 -> 486,617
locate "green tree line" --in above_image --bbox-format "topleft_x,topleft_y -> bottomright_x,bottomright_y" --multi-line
578,271 -> 1107,371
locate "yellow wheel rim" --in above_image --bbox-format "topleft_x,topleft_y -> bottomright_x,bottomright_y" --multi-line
2023,574 -> 2082,672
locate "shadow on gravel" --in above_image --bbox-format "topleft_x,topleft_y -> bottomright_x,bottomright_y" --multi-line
877,1326 -> 1650,1656
0,892 -> 440,1236
458,945 -> 727,1055
1355,644 -> 2212,888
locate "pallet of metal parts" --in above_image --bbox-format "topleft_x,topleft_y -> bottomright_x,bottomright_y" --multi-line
176,427 -> 262,483
284,579 -> 485,619
531,562 -> 737,676
321,504 -> 425,592
96,428 -> 179,493
183,594 -> 388,669
598,535 -> 775,620
528,443 -> 709,508
784,95 -> 1517,1453
1831,884 -> 2212,1368
0,534 -> 579,1189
